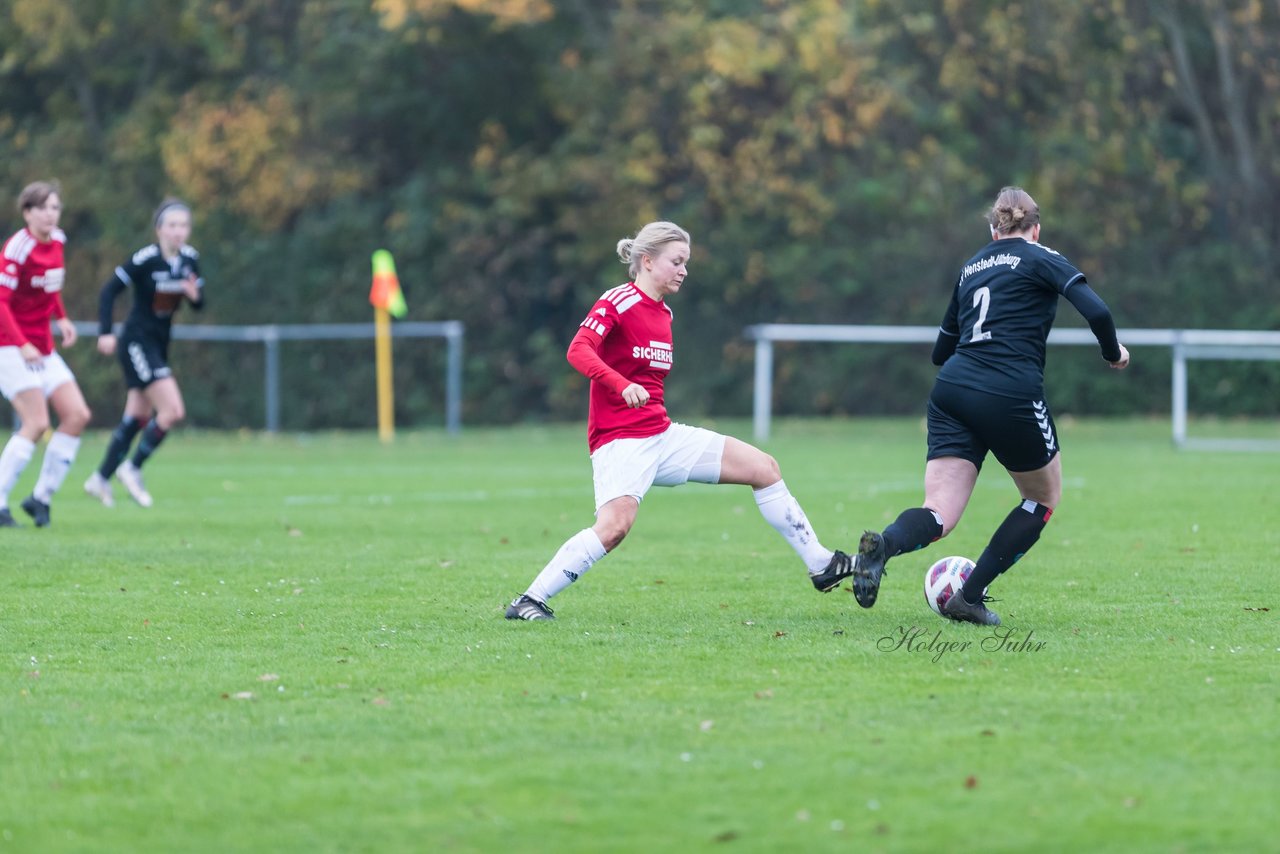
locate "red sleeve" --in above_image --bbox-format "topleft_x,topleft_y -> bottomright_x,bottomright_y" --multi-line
0,287 -> 28,345
567,326 -> 631,395
51,291 -> 67,320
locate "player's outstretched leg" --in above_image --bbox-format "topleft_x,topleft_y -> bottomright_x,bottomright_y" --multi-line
505,527 -> 609,621
750,479 -> 854,592
855,507 -> 946,608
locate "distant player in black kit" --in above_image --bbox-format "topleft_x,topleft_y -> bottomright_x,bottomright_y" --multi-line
85,199 -> 204,508
853,187 -> 1130,624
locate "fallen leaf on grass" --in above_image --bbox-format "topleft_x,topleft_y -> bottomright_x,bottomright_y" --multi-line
754,689 -> 773,699
774,631 -> 787,638
1243,607 -> 1270,612
712,830 -> 738,843
258,673 -> 280,682
371,696 -> 390,706
700,720 -> 714,732
964,775 -> 979,789
223,692 -> 254,701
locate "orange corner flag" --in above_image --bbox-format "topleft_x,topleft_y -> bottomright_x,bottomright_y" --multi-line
370,250 -> 408,318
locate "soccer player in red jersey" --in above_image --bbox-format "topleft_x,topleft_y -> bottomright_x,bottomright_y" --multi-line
0,181 -> 92,528
506,222 -> 854,620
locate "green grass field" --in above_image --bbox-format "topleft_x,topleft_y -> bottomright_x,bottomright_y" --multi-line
1,418 -> 1276,853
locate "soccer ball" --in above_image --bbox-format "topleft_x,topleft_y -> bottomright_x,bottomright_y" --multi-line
923,555 -> 983,616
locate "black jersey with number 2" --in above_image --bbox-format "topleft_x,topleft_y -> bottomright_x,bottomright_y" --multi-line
933,237 -> 1085,399
98,244 -> 204,342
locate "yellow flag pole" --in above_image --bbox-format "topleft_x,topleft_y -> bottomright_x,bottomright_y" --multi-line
375,305 -> 394,443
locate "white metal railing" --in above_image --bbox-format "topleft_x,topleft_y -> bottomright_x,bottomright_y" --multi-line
744,324 -> 1280,450
69,320 -> 464,433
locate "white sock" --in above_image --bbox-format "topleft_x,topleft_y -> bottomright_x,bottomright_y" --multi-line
0,435 -> 37,506
753,480 -> 834,575
525,528 -> 608,603
34,432 -> 81,503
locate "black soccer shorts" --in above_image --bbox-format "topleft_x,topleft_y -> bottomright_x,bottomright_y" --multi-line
119,336 -> 173,390
925,379 -> 1060,473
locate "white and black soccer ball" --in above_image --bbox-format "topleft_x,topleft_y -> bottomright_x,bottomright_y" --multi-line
923,555 -> 983,616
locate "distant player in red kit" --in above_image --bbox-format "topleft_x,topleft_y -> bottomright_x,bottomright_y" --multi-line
506,221 -> 855,620
0,181 -> 92,528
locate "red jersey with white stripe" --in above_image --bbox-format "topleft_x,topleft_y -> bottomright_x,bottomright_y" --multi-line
0,228 -> 68,354
567,282 -> 674,453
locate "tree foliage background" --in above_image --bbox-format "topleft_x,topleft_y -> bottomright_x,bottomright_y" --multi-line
1,0 -> 1276,429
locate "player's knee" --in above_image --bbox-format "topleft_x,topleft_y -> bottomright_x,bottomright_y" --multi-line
21,412 -> 50,438
756,453 -> 781,487
1024,489 -> 1060,511
64,403 -> 91,433
594,496 -> 638,550
597,520 -> 631,551
160,404 -> 185,428
922,503 -> 961,538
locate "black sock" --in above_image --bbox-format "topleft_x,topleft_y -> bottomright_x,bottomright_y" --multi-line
961,500 -> 1052,604
882,507 -> 944,558
131,419 -> 168,468
99,416 -> 143,477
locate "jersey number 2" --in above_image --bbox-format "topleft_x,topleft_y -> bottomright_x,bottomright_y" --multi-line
971,286 -> 993,342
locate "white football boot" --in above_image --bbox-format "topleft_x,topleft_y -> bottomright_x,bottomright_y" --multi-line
116,461 -> 154,508
83,472 -> 116,508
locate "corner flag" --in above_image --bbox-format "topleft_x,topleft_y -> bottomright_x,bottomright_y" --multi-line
370,250 -> 407,318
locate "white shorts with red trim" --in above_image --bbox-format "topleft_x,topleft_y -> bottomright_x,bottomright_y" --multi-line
590,422 -> 726,511
0,347 -> 75,400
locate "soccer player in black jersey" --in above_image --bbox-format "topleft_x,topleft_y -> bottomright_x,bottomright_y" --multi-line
853,187 -> 1130,625
85,199 -> 204,508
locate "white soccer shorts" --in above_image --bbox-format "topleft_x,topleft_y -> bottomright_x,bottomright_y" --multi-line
590,422 -> 726,510
0,347 -> 76,400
